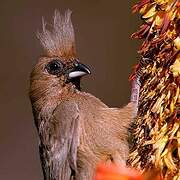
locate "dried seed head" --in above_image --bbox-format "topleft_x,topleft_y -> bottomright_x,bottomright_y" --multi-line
128,0 -> 180,178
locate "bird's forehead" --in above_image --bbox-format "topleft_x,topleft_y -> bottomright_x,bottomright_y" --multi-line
38,56 -> 78,66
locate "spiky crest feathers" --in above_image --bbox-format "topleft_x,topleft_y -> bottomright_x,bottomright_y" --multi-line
37,10 -> 76,59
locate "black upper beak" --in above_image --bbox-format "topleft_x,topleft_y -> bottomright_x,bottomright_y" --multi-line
68,62 -> 91,79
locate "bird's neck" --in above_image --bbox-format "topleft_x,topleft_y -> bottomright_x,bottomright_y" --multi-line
31,83 -> 78,124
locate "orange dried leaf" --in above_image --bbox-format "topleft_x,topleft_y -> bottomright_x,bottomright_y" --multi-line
94,163 -> 143,180
94,163 -> 161,180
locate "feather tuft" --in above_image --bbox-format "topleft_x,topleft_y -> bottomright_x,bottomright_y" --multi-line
37,10 -> 76,59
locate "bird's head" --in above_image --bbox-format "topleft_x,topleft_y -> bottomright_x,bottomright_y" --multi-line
29,10 -> 90,105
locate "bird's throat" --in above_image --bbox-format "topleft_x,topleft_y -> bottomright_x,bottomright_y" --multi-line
70,77 -> 81,91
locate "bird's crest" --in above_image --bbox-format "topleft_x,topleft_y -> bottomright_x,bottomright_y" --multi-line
37,10 -> 76,59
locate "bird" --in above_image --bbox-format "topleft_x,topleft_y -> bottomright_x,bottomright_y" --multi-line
29,10 -> 140,180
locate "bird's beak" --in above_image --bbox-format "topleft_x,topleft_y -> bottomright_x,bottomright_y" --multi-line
68,62 -> 91,79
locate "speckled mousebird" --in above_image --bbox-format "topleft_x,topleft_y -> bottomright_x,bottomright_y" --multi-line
29,10 -> 140,180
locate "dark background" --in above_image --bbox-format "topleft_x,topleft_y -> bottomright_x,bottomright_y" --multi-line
0,0 -> 139,179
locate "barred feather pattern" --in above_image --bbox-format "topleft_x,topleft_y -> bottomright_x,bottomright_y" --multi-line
37,10 -> 76,59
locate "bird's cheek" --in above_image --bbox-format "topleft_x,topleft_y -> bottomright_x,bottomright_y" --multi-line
59,75 -> 66,83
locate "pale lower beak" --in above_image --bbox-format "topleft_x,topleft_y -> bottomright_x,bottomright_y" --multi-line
68,62 -> 91,79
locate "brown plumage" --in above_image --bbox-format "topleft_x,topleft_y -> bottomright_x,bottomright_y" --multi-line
29,10 -> 140,180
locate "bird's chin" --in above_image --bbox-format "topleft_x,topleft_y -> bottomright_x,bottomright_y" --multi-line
69,77 -> 81,91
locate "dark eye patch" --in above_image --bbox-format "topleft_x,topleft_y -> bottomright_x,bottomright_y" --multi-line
45,60 -> 63,75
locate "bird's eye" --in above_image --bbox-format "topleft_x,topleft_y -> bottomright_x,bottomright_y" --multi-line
45,60 -> 63,75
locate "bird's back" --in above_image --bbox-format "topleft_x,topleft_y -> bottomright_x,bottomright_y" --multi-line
70,92 -> 135,179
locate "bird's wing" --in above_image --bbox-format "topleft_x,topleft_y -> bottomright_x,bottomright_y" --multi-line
50,101 -> 80,180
